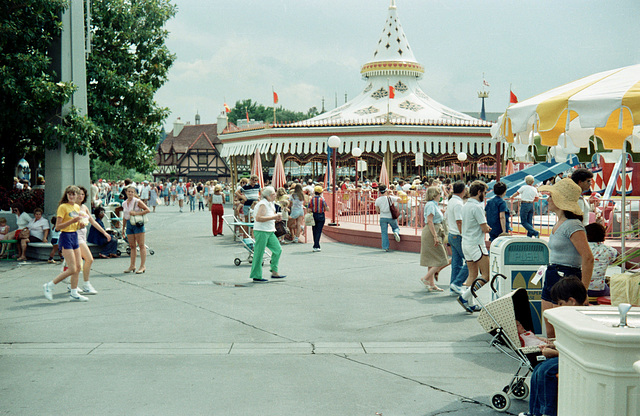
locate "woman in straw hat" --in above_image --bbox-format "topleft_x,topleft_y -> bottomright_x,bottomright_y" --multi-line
537,178 -> 594,338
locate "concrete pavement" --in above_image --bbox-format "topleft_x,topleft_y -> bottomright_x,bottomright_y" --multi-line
0,204 -> 529,415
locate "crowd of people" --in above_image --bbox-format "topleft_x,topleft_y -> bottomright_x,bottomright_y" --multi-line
4,165 -> 628,415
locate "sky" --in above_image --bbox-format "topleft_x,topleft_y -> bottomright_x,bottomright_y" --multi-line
155,0 -> 640,130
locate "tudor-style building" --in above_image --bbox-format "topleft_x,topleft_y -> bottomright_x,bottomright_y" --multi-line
154,117 -> 231,182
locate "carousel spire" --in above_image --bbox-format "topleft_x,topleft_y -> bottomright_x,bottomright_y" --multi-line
361,0 -> 423,79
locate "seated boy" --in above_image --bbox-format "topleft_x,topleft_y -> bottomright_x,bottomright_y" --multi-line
519,276 -> 587,416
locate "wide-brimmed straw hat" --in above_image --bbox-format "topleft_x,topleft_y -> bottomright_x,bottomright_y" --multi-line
538,178 -> 583,216
314,185 -> 324,194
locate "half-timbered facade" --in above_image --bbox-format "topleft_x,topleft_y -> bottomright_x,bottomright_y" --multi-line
154,120 -> 231,182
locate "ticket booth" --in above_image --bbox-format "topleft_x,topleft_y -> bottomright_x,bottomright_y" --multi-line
489,236 -> 549,334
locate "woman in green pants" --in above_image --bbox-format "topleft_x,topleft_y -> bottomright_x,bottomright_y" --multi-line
250,186 -> 286,282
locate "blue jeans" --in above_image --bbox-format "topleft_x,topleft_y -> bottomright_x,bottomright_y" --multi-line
189,196 -> 196,211
529,357 -> 559,416
448,233 -> 468,287
520,202 -> 538,237
379,217 -> 400,250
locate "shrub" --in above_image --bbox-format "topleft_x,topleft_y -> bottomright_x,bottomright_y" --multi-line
0,187 -> 45,213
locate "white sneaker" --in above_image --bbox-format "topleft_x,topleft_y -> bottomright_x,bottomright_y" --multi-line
393,232 -> 401,242
67,285 -> 85,294
82,282 -> 98,295
313,248 -> 320,252
43,282 -> 53,301
449,284 -> 463,296
69,292 -> 89,302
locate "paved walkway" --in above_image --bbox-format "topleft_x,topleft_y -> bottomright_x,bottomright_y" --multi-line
0,204 -> 529,415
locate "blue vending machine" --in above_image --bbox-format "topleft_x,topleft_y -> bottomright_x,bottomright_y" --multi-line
489,236 -> 549,335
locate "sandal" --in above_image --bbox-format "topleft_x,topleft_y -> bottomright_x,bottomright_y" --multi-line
427,285 -> 444,292
98,253 -> 109,259
124,267 -> 136,273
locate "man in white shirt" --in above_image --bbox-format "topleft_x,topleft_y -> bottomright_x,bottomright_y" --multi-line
510,175 -> 540,238
140,181 -> 151,205
457,181 -> 491,313
445,181 -> 468,296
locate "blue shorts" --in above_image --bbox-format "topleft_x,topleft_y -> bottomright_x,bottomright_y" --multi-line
58,232 -> 79,250
243,205 -> 251,216
126,222 -> 145,235
542,264 -> 582,303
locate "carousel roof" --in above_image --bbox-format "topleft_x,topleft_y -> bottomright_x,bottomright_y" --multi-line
220,0 -> 492,158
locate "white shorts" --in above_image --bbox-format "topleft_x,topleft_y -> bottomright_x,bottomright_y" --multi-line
462,243 -> 488,263
177,194 -> 185,201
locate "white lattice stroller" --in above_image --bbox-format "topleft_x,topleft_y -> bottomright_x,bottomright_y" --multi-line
472,274 -> 547,412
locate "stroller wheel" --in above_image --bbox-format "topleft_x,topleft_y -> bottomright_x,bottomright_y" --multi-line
149,250 -> 155,255
126,247 -> 131,255
116,250 -> 121,256
490,392 -> 510,412
512,381 -> 530,400
234,258 -> 241,266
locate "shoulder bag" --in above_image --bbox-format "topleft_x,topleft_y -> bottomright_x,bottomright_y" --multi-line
387,197 -> 399,220
274,220 -> 289,237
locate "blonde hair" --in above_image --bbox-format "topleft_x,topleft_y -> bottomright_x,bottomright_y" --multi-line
214,185 -> 222,193
525,175 -> 535,185
425,186 -> 441,202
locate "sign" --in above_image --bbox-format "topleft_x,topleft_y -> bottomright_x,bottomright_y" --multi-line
415,152 -> 423,166
357,160 -> 367,172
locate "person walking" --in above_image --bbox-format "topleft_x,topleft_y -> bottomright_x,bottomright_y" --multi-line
43,185 -> 87,301
374,185 -> 401,251
122,185 -> 151,274
176,181 -> 185,212
288,184 -> 305,243
419,186 -> 447,292
148,182 -> 159,212
457,181 -> 491,313
445,181 -> 468,296
510,175 -> 539,237
485,181 -> 511,242
210,185 -> 225,236
537,178 -> 593,338
249,186 -> 285,282
308,186 -> 328,252
74,186 -> 110,295
188,182 -> 197,212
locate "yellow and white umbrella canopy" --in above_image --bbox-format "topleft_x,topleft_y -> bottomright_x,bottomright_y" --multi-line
494,64 -> 640,152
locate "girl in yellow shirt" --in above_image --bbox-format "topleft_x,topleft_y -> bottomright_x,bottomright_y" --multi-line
43,185 -> 88,301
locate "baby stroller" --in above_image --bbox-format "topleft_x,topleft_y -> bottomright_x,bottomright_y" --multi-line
104,202 -> 154,256
472,274 -> 546,412
233,237 -> 271,267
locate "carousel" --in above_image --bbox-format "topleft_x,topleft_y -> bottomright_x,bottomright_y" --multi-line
219,0 -> 495,185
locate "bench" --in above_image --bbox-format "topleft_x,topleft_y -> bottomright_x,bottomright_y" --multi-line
25,241 -> 102,261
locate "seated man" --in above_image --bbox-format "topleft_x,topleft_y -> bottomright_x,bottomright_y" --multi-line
519,276 -> 587,416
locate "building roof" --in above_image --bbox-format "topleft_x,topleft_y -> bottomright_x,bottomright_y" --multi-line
159,123 -> 220,154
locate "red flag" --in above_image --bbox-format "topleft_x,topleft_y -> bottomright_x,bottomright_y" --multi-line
273,91 -> 279,104
223,103 -> 230,113
246,109 -> 250,122
389,85 -> 395,99
510,90 -> 518,104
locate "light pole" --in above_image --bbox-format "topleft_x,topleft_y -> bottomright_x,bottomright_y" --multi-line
328,135 -> 341,226
457,152 -> 467,182
352,147 -> 362,188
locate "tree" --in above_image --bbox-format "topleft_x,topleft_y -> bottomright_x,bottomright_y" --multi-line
0,0 -> 96,189
227,99 -> 320,125
86,0 -> 176,174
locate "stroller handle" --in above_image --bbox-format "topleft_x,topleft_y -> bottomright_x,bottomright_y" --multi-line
490,273 -> 508,294
470,277 -> 488,298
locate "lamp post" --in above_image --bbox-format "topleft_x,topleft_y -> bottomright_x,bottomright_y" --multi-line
457,152 -> 467,182
352,147 -> 362,188
328,135 -> 341,226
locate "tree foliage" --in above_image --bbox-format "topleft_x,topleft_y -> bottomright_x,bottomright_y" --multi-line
87,0 -> 176,174
0,0 -> 96,189
227,99 -> 320,125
